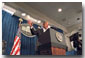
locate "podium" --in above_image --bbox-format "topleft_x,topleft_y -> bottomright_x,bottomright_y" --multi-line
37,28 -> 67,55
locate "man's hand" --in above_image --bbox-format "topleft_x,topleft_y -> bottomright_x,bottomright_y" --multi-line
28,20 -> 33,27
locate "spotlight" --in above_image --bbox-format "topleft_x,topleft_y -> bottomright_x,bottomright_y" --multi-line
27,15 -> 31,18
37,20 -> 41,23
21,13 -> 26,16
58,8 -> 62,12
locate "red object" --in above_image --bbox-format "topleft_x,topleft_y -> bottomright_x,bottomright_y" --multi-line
10,35 -> 21,55
51,47 -> 66,55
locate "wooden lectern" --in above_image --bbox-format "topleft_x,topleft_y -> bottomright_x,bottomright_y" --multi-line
37,28 -> 67,55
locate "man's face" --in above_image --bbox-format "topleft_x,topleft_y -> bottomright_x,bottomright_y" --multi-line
43,22 -> 48,29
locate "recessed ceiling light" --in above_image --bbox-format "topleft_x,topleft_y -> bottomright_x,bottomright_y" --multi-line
27,15 -> 31,18
21,13 -> 26,16
34,19 -> 37,22
37,20 -> 41,23
58,8 -> 62,12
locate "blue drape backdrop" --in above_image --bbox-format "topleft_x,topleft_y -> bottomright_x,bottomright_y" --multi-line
2,10 -> 37,55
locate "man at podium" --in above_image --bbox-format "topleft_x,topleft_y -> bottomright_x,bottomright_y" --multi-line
28,21 -> 59,37
28,21 -> 53,38
28,21 -> 67,55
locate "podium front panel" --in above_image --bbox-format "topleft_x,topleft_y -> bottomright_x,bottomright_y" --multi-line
50,29 -> 66,49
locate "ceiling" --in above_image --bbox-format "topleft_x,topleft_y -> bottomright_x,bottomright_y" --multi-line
4,2 -> 82,33
26,2 -> 82,27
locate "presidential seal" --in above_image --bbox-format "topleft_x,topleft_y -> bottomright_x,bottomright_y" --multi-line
56,32 -> 63,42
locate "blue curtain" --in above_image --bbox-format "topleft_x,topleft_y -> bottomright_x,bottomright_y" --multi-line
2,10 -> 37,55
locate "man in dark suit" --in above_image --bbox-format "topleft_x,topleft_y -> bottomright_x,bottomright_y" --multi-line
28,20 -> 57,38
28,21 -> 64,55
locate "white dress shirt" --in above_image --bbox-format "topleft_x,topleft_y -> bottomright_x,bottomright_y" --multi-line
43,25 -> 51,32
